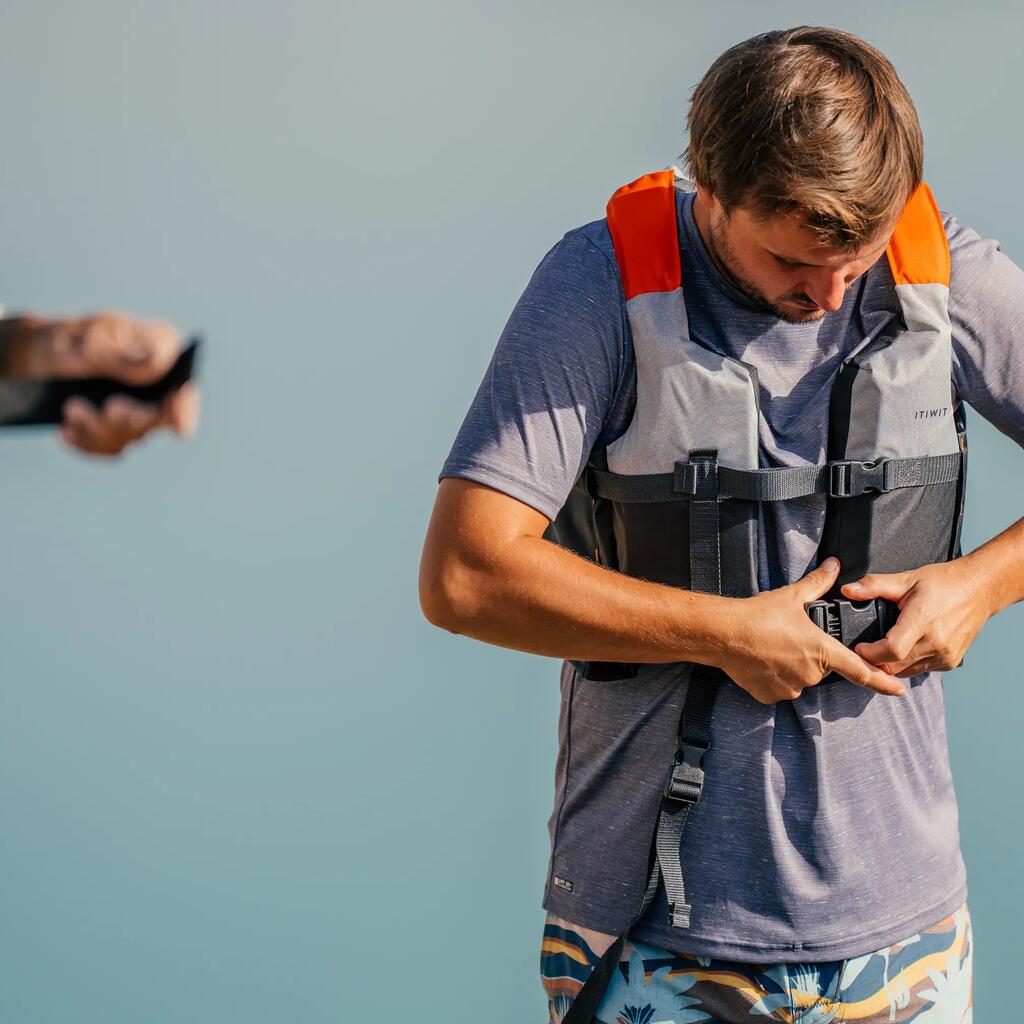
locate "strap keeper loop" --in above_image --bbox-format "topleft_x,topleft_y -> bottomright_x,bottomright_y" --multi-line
673,453 -> 720,501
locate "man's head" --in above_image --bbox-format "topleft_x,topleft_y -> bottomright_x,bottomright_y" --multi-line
686,27 -> 922,323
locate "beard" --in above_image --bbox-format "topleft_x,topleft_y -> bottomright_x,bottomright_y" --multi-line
706,217 -> 828,324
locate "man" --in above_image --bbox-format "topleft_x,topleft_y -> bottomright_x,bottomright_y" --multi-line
420,27 -> 1022,1022
0,311 -> 198,453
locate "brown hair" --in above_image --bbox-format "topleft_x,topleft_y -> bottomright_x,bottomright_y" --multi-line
685,27 -> 923,247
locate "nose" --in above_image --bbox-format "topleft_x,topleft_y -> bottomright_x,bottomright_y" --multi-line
805,268 -> 849,312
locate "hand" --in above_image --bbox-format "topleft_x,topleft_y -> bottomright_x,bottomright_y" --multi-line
839,559 -> 992,677
716,557 -> 906,703
60,385 -> 198,457
32,312 -> 199,457
42,311 -> 184,386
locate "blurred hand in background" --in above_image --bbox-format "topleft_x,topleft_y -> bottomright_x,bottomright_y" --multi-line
0,311 -> 199,456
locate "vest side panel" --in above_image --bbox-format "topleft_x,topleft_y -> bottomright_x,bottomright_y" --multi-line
821,281 -> 963,588
841,289 -> 959,462
602,289 -> 760,597
606,290 -> 759,474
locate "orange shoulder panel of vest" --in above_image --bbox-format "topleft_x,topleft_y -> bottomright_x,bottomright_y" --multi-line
606,170 -> 682,300
885,182 -> 950,287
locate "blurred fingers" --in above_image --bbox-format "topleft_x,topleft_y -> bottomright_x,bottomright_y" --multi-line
162,382 -> 200,436
57,313 -> 182,384
60,395 -> 164,456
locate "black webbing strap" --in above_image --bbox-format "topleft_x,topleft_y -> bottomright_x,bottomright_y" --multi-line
686,450 -> 721,593
561,934 -> 628,1024
660,663 -> 723,926
674,665 -> 720,748
562,451 -> 725,1024
561,663 -> 726,1024
586,451 -> 963,504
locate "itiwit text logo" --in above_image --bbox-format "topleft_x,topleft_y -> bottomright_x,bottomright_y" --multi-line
914,407 -> 949,419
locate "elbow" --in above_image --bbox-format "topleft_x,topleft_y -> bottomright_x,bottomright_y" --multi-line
419,573 -> 462,633
418,555 -> 483,634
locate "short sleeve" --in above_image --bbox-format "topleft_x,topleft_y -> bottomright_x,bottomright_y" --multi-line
438,227 -> 630,520
946,213 -> 1024,447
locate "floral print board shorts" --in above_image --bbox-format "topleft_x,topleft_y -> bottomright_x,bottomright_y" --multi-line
540,901 -> 972,1023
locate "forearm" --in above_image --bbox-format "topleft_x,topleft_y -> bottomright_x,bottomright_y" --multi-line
0,315 -> 50,377
425,531 -> 737,668
960,515 -> 1024,617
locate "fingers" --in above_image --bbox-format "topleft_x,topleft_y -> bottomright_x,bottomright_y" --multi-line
60,395 -> 164,456
825,637 -> 907,696
840,571 -> 913,604
53,313 -> 182,385
115,317 -> 181,384
894,657 -> 942,678
793,556 -> 842,602
162,382 -> 200,436
853,604 -> 925,667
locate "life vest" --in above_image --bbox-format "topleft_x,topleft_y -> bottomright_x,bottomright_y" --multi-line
550,169 -> 968,1024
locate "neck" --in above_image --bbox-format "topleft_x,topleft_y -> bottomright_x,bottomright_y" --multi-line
691,191 -> 742,290
691,189 -> 713,251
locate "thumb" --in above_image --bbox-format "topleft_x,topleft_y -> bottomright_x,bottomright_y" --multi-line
840,571 -> 913,603
161,382 -> 200,437
791,557 -> 842,602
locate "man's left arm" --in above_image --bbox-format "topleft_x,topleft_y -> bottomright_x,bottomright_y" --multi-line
842,214 -> 1024,676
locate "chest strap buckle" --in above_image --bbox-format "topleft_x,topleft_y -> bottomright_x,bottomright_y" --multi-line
828,458 -> 893,498
806,596 -> 900,647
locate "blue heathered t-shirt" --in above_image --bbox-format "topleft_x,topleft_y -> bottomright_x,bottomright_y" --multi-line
439,183 -> 1024,961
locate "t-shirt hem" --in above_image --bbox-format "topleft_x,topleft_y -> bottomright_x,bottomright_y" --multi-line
438,463 -> 563,520
542,878 -> 968,964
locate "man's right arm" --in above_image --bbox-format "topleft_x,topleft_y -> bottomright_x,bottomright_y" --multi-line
420,477 -> 904,702
420,475 -> 730,668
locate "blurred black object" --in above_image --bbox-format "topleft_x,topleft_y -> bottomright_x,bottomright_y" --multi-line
0,336 -> 201,426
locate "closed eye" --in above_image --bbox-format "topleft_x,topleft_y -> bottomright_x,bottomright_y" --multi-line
772,253 -> 807,269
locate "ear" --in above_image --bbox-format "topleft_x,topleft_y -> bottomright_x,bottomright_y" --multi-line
694,182 -> 732,231
694,181 -> 720,213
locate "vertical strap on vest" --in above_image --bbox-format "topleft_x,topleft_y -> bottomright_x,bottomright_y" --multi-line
657,664 -> 720,927
651,449 -> 723,928
563,667 -> 726,1024
563,450 -> 726,1024
685,450 -> 722,594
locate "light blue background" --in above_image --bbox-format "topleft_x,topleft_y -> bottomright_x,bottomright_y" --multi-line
0,1 -> 1020,1020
